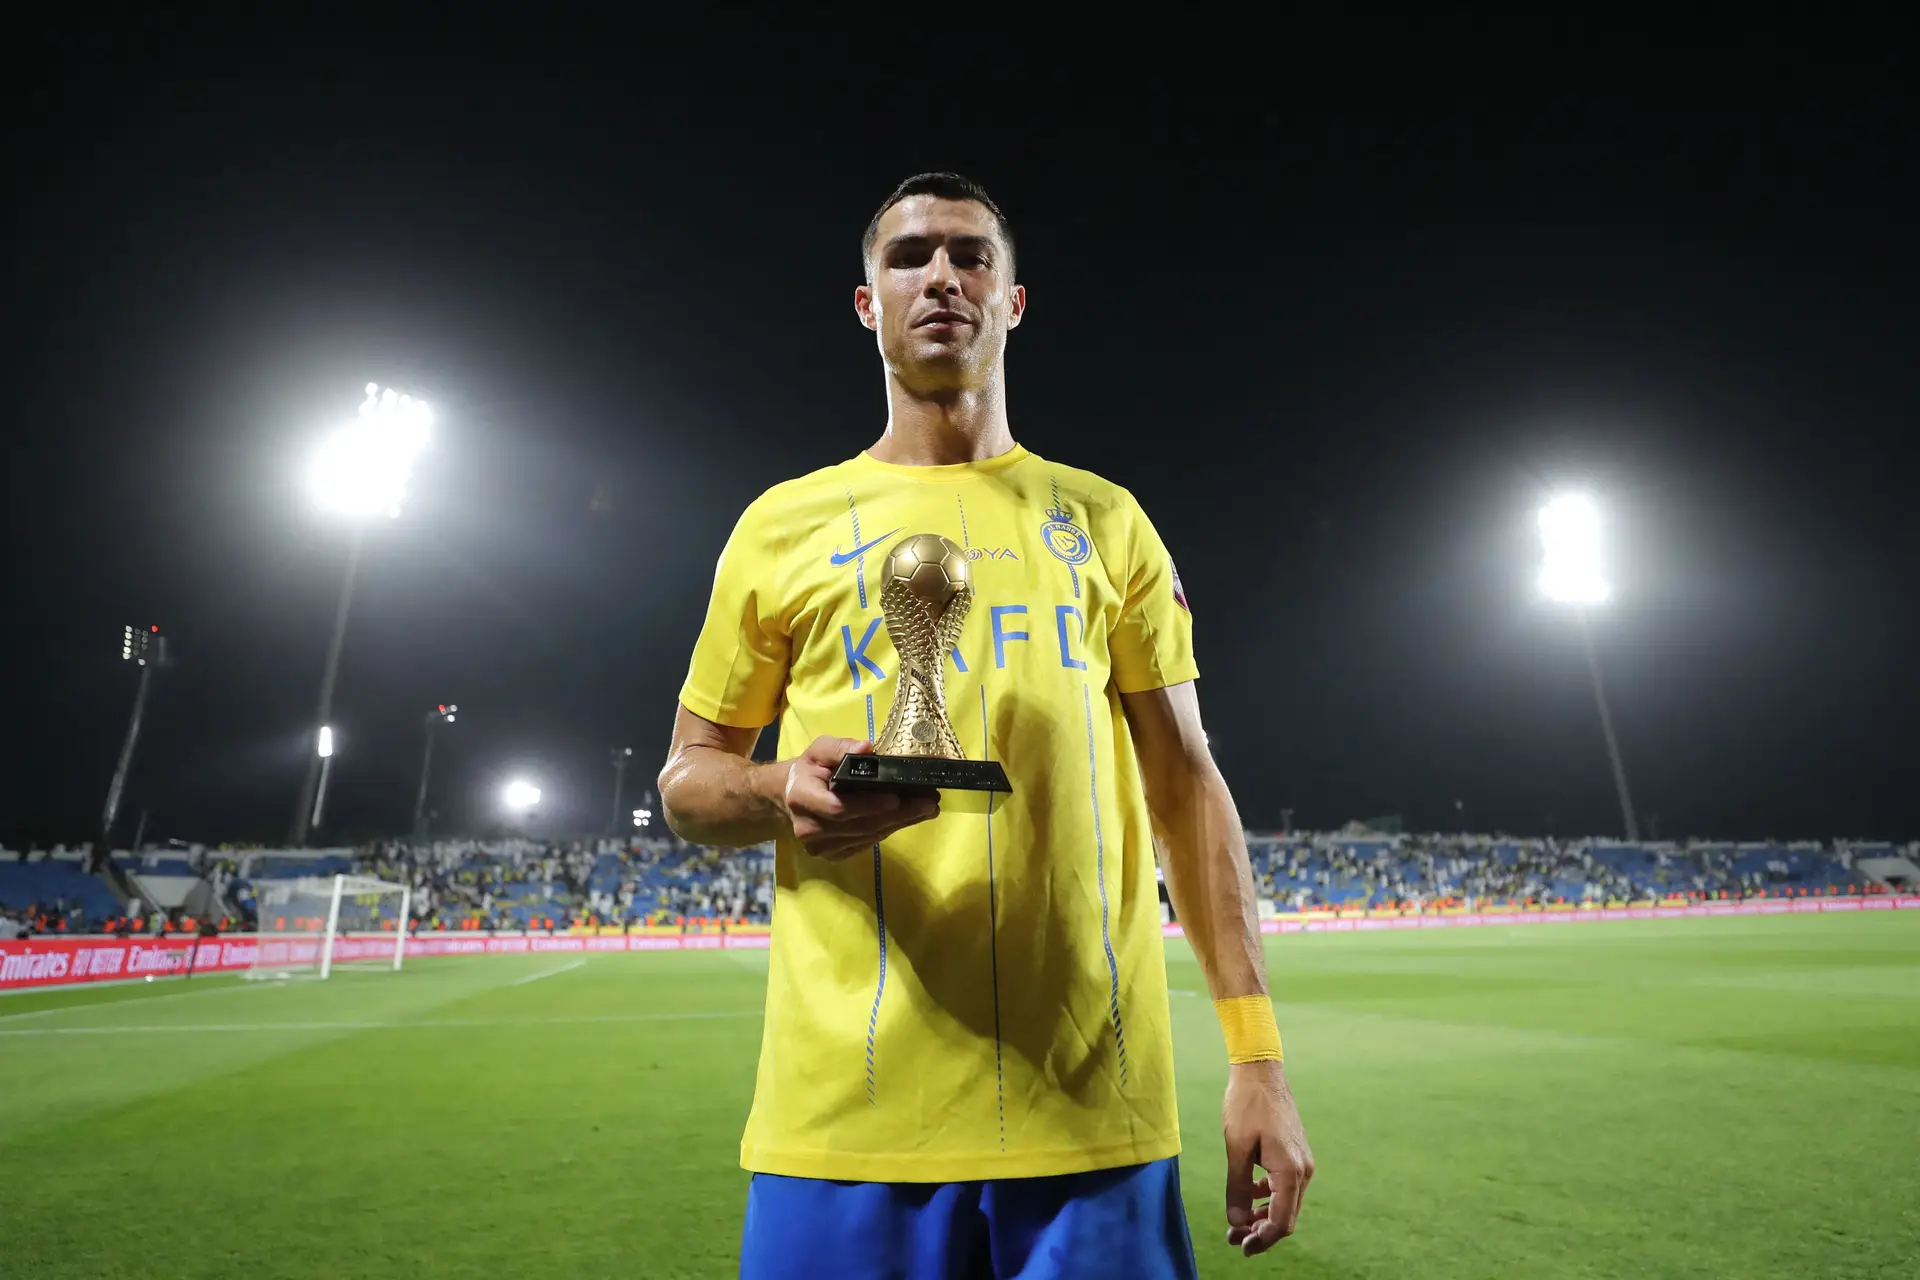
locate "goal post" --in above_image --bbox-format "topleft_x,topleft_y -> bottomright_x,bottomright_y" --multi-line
393,884 -> 412,972
317,874 -> 345,979
248,874 -> 411,981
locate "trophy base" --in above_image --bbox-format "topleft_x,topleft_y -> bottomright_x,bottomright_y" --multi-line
830,754 -> 1013,796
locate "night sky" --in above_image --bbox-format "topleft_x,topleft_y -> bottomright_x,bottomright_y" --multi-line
6,39 -> 1913,847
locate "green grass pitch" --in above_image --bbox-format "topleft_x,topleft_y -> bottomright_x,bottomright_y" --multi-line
3,914 -> 1916,1278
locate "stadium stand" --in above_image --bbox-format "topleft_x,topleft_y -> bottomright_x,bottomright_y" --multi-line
0,852 -> 120,933
1243,831 -> 1898,910
4,832 -> 1914,940
340,839 -> 777,931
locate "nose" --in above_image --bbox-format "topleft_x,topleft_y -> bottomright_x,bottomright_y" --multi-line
923,245 -> 962,298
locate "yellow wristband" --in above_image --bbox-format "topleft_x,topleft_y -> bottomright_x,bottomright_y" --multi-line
1213,995 -> 1284,1064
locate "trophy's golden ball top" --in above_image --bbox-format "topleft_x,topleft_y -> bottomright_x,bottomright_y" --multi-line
885,533 -> 972,609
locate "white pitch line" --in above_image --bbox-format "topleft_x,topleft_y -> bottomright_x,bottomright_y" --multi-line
0,978 -> 266,1023
512,959 -> 586,986
0,1010 -> 760,1038
0,954 -> 567,1026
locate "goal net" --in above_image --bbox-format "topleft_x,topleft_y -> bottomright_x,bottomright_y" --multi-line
246,874 -> 411,980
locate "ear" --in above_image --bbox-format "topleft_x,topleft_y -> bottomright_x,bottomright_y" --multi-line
1005,284 -> 1026,330
854,284 -> 880,332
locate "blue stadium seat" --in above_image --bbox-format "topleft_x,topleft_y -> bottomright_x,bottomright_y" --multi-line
0,861 -> 121,921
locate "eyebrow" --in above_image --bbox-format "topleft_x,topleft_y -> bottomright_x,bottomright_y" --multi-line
882,233 -> 999,257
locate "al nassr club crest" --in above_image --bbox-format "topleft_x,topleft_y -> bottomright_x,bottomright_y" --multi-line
1041,499 -> 1091,566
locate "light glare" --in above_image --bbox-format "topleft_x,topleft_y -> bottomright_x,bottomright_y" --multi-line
502,779 -> 542,812
1537,493 -> 1611,605
306,382 -> 432,519
317,725 -> 334,758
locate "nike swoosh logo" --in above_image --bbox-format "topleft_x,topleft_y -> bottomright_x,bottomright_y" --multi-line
830,527 -> 902,566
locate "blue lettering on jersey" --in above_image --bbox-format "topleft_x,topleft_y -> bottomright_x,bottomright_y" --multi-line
842,619 -> 886,688
842,619 -> 967,687
1056,604 -> 1087,670
990,605 -> 1029,669
842,603 -> 1094,686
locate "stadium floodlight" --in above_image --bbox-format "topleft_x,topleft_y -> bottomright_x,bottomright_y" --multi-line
503,779 -> 542,813
306,383 -> 432,520
632,807 -> 653,829
311,724 -> 337,830
1537,492 -> 1610,605
290,382 -> 434,847
1536,492 -> 1639,842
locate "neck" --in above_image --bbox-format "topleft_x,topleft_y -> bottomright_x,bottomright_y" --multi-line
868,367 -> 1016,466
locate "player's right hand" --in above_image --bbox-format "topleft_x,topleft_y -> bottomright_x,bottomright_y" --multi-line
776,737 -> 939,859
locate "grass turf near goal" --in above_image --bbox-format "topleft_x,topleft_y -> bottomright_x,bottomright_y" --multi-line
2,914 -> 1915,1278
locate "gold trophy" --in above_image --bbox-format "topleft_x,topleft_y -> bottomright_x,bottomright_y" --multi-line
830,533 -> 1013,796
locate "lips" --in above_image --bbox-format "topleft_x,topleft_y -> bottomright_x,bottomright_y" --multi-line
914,311 -> 969,328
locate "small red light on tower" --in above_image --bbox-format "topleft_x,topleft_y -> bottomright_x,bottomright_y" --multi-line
151,625 -> 159,633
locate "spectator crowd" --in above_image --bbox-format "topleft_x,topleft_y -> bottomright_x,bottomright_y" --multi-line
4,829 -> 1913,939
1246,830 -> 1894,911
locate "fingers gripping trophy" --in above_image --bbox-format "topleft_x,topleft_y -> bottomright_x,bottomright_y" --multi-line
831,533 -> 1012,797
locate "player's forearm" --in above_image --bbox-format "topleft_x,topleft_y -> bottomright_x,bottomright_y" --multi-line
1154,759 -> 1271,1001
658,744 -> 789,848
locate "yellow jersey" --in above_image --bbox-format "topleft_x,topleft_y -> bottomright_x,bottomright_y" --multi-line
679,444 -> 1198,1182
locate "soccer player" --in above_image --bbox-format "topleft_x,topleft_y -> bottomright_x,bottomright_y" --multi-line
660,173 -> 1313,1277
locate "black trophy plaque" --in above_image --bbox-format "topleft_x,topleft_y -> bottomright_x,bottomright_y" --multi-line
830,752 -> 1012,796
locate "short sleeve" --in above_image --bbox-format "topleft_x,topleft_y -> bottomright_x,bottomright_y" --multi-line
678,501 -> 792,728
1109,493 -> 1200,694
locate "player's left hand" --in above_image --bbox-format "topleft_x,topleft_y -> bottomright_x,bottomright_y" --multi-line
1222,1059 -> 1314,1257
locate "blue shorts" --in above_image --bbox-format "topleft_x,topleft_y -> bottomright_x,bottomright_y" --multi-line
739,1157 -> 1197,1279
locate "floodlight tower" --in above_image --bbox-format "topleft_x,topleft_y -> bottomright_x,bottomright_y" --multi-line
101,625 -> 168,855
311,725 -> 336,829
609,746 -> 635,836
411,703 -> 459,849
1537,493 -> 1639,842
290,383 -> 431,846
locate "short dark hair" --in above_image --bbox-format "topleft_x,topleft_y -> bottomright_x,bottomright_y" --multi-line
862,172 -> 1015,279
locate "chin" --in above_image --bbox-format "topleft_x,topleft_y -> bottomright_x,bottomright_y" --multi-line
892,354 -> 986,395
888,340 -> 961,368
